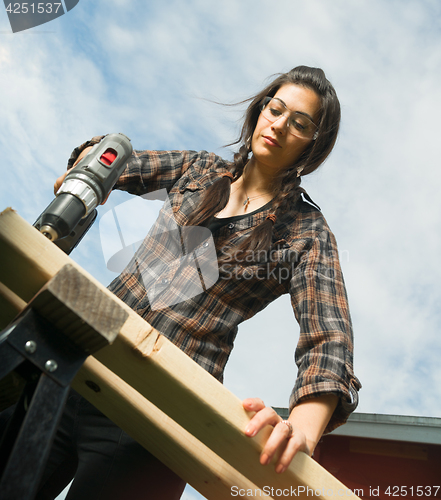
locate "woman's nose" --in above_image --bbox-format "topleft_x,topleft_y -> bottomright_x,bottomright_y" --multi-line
271,114 -> 289,134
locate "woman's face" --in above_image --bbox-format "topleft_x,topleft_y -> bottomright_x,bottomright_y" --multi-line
251,83 -> 321,174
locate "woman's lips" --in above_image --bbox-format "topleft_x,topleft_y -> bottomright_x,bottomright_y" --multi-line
263,135 -> 281,148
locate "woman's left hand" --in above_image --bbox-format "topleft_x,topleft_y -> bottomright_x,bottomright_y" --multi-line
242,398 -> 311,474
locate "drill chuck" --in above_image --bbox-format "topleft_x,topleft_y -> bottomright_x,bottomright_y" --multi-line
37,192 -> 86,241
40,225 -> 59,241
56,177 -> 99,215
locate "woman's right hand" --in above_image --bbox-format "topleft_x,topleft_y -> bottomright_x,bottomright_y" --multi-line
54,145 -> 111,204
54,171 -> 68,194
53,145 -> 94,195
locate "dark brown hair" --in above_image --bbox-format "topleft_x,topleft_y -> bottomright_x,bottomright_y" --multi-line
187,66 -> 341,262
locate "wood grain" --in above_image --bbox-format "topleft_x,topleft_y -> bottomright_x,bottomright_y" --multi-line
24,264 -> 128,353
0,208 -> 360,499
73,357 -> 271,500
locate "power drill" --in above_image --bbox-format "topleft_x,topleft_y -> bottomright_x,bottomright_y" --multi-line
34,133 -> 133,254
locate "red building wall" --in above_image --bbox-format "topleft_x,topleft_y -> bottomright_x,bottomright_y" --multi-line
314,434 -> 441,499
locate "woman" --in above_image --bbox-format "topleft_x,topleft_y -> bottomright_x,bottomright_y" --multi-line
44,65 -> 360,499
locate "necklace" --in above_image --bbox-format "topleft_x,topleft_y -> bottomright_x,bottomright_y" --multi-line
243,192 -> 271,210
242,169 -> 273,211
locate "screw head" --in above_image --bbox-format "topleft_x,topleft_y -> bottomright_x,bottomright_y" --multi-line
24,341 -> 37,354
45,359 -> 58,372
85,380 -> 101,393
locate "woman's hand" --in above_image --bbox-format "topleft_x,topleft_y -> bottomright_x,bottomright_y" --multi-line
54,171 -> 69,194
242,398 -> 311,474
54,145 -> 94,194
243,394 -> 338,473
53,145 -> 110,204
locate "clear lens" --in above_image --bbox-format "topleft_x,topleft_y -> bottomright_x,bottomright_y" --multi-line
260,97 -> 317,140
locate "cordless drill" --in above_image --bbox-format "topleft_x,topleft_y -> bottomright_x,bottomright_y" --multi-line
34,133 -> 133,254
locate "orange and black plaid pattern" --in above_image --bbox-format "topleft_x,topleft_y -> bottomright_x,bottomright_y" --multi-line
69,144 -> 361,433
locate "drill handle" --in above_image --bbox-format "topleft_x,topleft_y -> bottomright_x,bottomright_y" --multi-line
61,133 -> 133,209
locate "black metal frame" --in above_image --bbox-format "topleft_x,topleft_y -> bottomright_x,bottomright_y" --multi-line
0,309 -> 88,500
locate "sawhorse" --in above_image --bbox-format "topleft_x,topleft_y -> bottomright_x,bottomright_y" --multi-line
0,208 -> 360,500
0,263 -> 126,500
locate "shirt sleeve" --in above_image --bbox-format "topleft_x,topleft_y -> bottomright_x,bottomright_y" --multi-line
114,149 -> 217,196
288,227 -> 361,433
67,136 -> 218,196
66,135 -> 106,169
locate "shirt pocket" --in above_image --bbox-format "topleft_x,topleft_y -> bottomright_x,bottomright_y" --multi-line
170,173 -> 204,217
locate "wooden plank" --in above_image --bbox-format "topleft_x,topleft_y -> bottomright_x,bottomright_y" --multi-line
0,208 -> 160,357
0,208 -> 56,303
0,281 -> 26,329
0,281 -> 26,312
0,245 -> 267,498
0,283 -> 26,409
0,208 -> 360,499
0,261 -> 127,408
95,327 -> 358,498
73,357 -> 271,500
23,264 -> 128,353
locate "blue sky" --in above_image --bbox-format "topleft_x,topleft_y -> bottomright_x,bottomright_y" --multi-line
1,1 -> 441,498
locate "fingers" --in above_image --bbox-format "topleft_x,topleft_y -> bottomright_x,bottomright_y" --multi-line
262,421 -> 310,473
242,397 -> 311,474
100,192 -> 111,205
74,146 -> 94,167
242,397 -> 265,412
259,420 -> 292,468
54,171 -> 68,194
244,403 -> 280,438
54,172 -> 111,205
54,146 -> 94,194
274,435 -> 311,474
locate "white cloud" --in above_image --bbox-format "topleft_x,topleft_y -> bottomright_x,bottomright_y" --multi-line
3,0 -> 440,414
3,2 -> 441,498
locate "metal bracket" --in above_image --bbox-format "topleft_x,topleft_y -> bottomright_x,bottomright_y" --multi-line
5,309 -> 88,386
0,308 -> 89,500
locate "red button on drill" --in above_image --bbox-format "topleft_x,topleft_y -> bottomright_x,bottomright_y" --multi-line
100,149 -> 117,165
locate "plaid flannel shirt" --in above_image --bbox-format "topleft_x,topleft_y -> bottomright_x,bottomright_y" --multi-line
70,140 -> 361,433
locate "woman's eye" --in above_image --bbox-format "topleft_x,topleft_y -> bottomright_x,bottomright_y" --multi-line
269,107 -> 282,117
291,119 -> 306,131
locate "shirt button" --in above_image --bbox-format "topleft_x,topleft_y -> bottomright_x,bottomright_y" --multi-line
161,278 -> 169,285
180,178 -> 189,192
203,241 -> 209,248
228,223 -> 235,229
